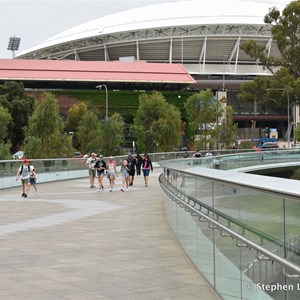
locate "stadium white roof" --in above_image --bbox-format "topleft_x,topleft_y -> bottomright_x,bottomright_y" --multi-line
17,0 -> 290,88
18,0 -> 288,57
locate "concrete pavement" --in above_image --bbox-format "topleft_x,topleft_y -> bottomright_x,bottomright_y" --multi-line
0,169 -> 218,300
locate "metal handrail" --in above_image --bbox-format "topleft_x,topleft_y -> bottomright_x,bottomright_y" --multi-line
159,174 -> 300,277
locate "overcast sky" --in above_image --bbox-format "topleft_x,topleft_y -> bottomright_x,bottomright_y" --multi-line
0,0 -> 290,59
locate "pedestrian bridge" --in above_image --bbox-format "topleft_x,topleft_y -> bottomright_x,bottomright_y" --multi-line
0,150 -> 300,300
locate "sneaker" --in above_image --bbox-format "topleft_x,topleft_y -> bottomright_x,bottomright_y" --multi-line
21,193 -> 25,197
24,193 -> 27,198
35,191 -> 38,195
126,188 -> 128,191
121,188 -> 124,192
90,185 -> 95,188
109,188 -> 112,192
98,188 -> 102,192
145,183 -> 148,187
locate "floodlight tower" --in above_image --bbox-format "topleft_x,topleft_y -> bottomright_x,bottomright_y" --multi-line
7,36 -> 21,58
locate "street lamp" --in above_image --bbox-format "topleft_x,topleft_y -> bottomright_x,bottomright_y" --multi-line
96,84 -> 108,121
266,88 -> 290,147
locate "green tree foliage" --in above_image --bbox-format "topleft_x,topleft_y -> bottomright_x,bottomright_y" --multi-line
185,90 -> 237,150
0,81 -> 35,149
0,105 -> 12,141
221,106 -> 238,149
0,105 -> 12,159
77,110 -> 102,154
294,124 -> 300,142
185,90 -> 219,150
98,113 -> 125,156
0,142 -> 11,160
291,167 -> 300,180
133,92 -> 182,153
240,1 -> 300,104
65,102 -> 88,150
23,92 -> 73,158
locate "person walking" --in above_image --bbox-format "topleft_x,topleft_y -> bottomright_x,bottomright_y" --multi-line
193,150 -> 202,158
106,156 -> 117,192
141,154 -> 153,187
127,153 -> 136,186
28,166 -> 38,194
86,153 -> 97,188
135,153 -> 143,176
94,155 -> 106,192
16,159 -> 34,198
120,159 -> 130,192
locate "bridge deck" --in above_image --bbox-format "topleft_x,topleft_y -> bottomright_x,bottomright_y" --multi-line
0,169 -> 218,300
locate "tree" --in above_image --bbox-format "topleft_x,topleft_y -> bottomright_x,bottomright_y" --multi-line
98,113 -> 125,155
0,105 -> 12,142
294,124 -> 300,143
185,90 -> 237,150
185,90 -> 220,150
77,110 -> 102,154
0,105 -> 12,159
65,102 -> 88,150
220,106 -> 238,149
133,92 -> 182,153
240,1 -> 300,104
23,92 -> 73,158
0,81 -> 36,149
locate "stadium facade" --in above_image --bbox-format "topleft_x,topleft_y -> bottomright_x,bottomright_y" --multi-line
17,0 -> 292,141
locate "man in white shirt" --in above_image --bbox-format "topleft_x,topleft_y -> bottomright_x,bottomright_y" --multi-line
16,159 -> 34,198
86,153 -> 97,188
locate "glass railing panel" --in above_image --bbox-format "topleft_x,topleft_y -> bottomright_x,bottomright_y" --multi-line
284,197 -> 300,267
212,181 -> 285,256
240,247 -> 275,300
195,215 -> 215,287
239,190 -> 284,255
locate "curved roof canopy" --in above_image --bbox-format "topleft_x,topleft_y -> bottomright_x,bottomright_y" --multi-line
17,0 -> 289,81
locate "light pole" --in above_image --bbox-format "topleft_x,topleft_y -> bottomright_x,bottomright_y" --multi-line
266,88 -> 290,147
96,84 -> 108,121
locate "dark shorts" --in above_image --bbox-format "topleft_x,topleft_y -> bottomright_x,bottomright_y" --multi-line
142,169 -> 150,176
97,170 -> 105,176
30,177 -> 36,185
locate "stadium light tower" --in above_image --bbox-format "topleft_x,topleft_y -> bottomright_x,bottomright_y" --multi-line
7,36 -> 21,58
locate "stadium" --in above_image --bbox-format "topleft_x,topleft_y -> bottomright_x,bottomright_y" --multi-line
16,0 -> 291,140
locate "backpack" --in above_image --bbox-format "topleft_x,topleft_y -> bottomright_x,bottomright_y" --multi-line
20,165 -> 31,174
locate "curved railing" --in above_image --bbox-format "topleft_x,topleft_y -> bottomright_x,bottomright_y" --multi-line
159,150 -> 300,300
0,149 -> 256,189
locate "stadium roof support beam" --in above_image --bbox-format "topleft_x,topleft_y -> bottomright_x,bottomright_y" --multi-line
104,44 -> 110,61
228,36 -> 241,74
199,36 -> 207,73
169,38 -> 173,63
136,41 -> 140,60
74,50 -> 81,61
265,38 -> 272,57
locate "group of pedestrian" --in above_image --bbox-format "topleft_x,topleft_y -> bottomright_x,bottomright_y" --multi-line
86,153 -> 153,192
15,152 -> 153,197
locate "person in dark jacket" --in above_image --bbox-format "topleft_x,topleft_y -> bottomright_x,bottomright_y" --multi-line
135,153 -> 143,176
141,154 -> 153,187
127,154 -> 136,186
